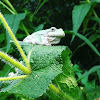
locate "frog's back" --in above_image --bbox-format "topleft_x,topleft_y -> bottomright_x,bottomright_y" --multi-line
23,34 -> 37,44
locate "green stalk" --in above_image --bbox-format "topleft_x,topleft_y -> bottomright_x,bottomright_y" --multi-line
0,1 -> 15,14
4,0 -> 17,13
21,22 -> 29,36
0,12 -> 31,69
3,0 -> 29,36
86,0 -> 90,3
92,9 -> 100,32
0,75 -> 28,81
0,51 -> 30,74
92,9 -> 98,18
49,84 -> 73,100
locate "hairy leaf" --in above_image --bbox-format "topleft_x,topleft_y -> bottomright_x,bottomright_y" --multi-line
1,42 -> 71,98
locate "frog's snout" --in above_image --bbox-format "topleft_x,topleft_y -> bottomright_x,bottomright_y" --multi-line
59,28 -> 65,37
61,32 -> 65,37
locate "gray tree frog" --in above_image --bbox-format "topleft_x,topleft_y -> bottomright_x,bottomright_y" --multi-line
23,27 -> 65,46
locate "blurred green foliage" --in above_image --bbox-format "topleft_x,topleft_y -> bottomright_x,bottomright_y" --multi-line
0,0 -> 100,100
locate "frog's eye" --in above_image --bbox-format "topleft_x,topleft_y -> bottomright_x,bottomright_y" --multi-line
50,27 -> 56,32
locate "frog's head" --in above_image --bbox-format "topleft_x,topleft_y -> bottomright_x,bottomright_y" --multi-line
47,27 -> 65,37
40,27 -> 65,37
40,27 -> 65,45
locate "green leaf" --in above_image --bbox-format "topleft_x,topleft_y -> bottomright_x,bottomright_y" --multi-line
16,33 -> 26,39
52,49 -> 83,100
91,0 -> 100,3
71,34 -> 100,57
0,20 -> 1,25
83,87 -> 100,100
88,34 -> 100,42
78,65 -> 100,81
73,64 -> 82,73
65,31 -> 100,56
34,23 -> 45,32
0,64 -> 11,77
97,70 -> 100,82
4,13 -> 26,52
66,31 -> 100,56
1,43 -> 70,98
72,3 -> 91,33
74,32 -> 100,56
48,90 -> 64,100
80,72 -> 95,88
0,33 -> 5,43
83,10 -> 92,34
74,65 -> 95,88
90,16 -> 100,22
0,64 -> 11,88
34,0 -> 47,15
0,93 -> 8,100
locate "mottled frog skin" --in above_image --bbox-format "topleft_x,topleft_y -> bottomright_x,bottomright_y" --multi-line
23,27 -> 65,46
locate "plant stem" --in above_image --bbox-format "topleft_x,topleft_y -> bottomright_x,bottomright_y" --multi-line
33,0 -> 47,15
0,1 -> 15,14
0,12 -> 31,69
21,22 -> 29,36
28,47 -> 33,64
92,9 -> 98,18
0,75 -> 28,81
92,9 -> 100,28
49,84 -> 73,100
86,0 -> 90,3
4,0 -> 17,13
0,51 -> 30,74
3,0 -> 29,36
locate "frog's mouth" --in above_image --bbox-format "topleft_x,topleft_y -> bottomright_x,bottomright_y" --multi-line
47,36 -> 62,42
47,37 -> 61,44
